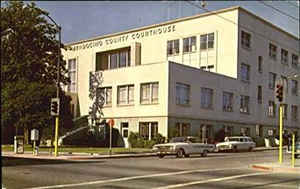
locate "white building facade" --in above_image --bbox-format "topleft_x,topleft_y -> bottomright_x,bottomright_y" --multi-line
63,6 -> 300,145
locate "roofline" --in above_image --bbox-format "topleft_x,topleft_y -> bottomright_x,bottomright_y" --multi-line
66,5 -> 299,47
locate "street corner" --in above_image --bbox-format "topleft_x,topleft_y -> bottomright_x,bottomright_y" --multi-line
251,163 -> 300,174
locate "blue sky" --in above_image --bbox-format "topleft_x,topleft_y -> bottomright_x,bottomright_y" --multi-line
33,1 -> 299,44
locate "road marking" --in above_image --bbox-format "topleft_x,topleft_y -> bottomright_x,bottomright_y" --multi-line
27,167 -> 247,189
152,172 -> 272,189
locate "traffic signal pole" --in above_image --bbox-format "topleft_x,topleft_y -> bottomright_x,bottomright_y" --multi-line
54,116 -> 59,157
279,104 -> 283,164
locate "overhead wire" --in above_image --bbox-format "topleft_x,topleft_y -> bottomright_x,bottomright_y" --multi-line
184,0 -> 300,54
258,1 -> 299,22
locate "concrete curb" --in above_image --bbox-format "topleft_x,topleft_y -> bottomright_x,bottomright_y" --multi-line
251,164 -> 300,174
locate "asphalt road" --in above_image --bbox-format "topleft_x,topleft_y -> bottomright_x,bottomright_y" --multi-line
2,151 -> 300,189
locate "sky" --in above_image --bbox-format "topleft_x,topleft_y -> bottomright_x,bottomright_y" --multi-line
28,1 -> 300,44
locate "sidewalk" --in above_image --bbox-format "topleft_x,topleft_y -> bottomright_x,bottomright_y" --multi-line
2,146 -> 281,161
251,161 -> 300,174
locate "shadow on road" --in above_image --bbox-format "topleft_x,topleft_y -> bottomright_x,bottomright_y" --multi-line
2,157 -> 106,167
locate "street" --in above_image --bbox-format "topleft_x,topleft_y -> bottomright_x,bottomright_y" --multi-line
2,151 -> 300,189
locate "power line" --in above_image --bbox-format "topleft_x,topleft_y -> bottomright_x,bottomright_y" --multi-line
282,0 -> 300,9
184,1 -> 299,54
258,1 -> 299,22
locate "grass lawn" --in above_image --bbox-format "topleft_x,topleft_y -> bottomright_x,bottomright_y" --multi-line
1,145 -> 152,154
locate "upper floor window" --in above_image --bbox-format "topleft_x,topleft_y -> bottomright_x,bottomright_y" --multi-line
241,31 -> 251,49
201,88 -> 213,109
268,72 -> 276,89
183,36 -> 196,53
268,101 -> 276,117
140,82 -> 159,104
117,85 -> 134,105
240,95 -> 250,114
283,104 -> 288,119
176,83 -> 190,105
241,63 -> 250,81
281,76 -> 288,94
257,86 -> 262,104
291,80 -> 298,96
292,54 -> 299,68
258,56 -> 263,73
223,92 -> 233,112
200,33 -> 214,50
68,58 -> 77,93
281,49 -> 288,65
291,105 -> 298,121
167,39 -> 179,56
98,87 -> 112,106
269,43 -> 277,60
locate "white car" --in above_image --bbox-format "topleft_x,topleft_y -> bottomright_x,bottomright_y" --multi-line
152,136 -> 215,158
216,136 -> 256,152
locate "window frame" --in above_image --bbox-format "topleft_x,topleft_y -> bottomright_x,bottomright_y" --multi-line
223,92 -> 234,112
269,43 -> 277,60
200,33 -> 214,50
281,49 -> 289,65
201,87 -> 214,109
67,58 -> 77,93
167,39 -> 180,56
117,84 -> 134,105
140,82 -> 159,104
240,95 -> 250,114
268,72 -> 276,89
98,87 -> 112,107
183,36 -> 196,53
241,63 -> 250,82
241,31 -> 251,49
176,83 -> 190,106
292,54 -> 299,68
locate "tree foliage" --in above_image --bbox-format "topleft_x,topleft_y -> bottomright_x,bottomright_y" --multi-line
1,1 -> 72,143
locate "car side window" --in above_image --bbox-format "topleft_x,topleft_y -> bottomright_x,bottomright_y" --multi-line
240,138 -> 243,142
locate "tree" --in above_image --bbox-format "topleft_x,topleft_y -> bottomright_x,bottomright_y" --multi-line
1,1 -> 72,144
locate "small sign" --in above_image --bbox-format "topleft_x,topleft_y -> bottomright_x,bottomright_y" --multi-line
31,129 -> 39,141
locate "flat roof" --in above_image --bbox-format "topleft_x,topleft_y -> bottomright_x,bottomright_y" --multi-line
66,6 -> 299,47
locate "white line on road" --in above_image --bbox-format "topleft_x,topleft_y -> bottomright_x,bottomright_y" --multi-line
152,172 -> 273,189
27,167 -> 248,189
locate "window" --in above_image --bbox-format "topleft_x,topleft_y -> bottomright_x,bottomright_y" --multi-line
241,63 -> 250,81
281,49 -> 288,65
200,33 -> 214,50
257,86 -> 262,104
240,95 -> 249,113
241,128 -> 250,136
201,88 -> 213,109
292,54 -> 299,68
175,123 -> 191,137
121,122 -> 129,137
268,101 -> 276,117
291,80 -> 298,96
98,87 -> 112,106
223,92 -> 233,112
241,31 -> 251,49
139,122 -> 158,140
183,36 -> 196,53
269,72 -> 276,89
269,43 -> 277,60
283,104 -> 288,119
117,85 -> 134,105
167,39 -> 179,56
108,49 -> 130,69
68,58 -> 77,93
281,76 -> 288,94
224,126 -> 234,136
176,83 -> 190,105
258,56 -> 263,73
140,82 -> 159,104
291,105 -> 298,121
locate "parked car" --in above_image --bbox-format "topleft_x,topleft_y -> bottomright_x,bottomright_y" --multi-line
287,141 -> 300,158
152,136 -> 215,158
216,136 -> 256,152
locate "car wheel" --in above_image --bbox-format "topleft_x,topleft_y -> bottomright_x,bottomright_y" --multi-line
233,146 -> 238,153
158,154 -> 165,158
176,149 -> 185,158
201,150 -> 208,157
248,147 -> 253,152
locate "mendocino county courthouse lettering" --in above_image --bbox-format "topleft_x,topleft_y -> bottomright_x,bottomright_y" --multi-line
69,24 -> 176,51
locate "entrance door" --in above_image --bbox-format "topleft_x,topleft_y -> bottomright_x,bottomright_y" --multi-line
121,122 -> 129,148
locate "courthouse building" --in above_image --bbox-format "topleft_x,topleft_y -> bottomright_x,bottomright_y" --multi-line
63,6 -> 300,146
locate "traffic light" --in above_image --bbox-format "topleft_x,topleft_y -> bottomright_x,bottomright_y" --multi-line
276,84 -> 283,102
50,98 -> 60,116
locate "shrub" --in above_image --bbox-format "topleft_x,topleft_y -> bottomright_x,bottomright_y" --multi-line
128,132 -> 166,148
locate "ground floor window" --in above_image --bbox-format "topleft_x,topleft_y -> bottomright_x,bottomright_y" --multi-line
224,126 -> 234,137
199,125 -> 213,143
139,122 -> 158,140
241,127 -> 250,136
121,122 -> 129,138
174,123 -> 191,137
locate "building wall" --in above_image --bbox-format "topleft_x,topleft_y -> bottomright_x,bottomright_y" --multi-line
237,9 -> 300,129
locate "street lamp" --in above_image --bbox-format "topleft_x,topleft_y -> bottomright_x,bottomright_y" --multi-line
44,13 -> 61,157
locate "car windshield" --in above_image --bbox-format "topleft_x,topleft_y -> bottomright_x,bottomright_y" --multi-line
170,137 -> 200,143
170,137 -> 185,143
